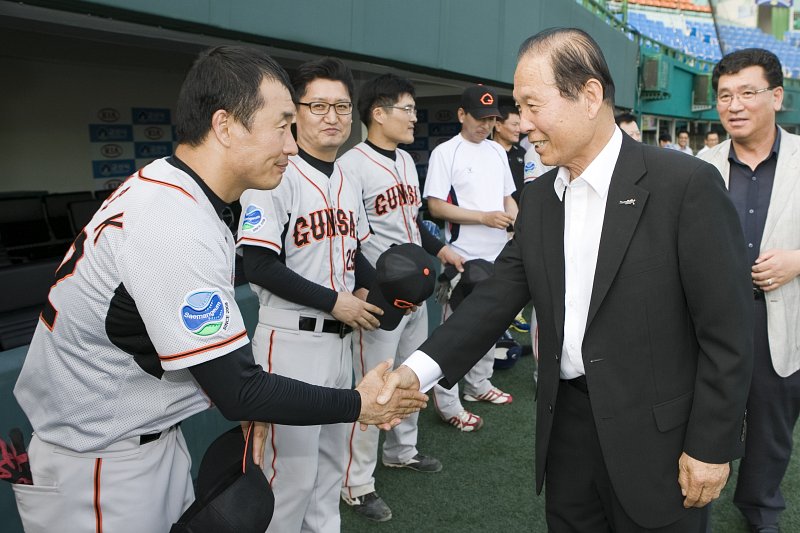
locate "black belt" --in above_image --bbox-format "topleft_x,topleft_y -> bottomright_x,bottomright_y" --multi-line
561,375 -> 588,395
139,423 -> 179,445
140,431 -> 162,445
753,287 -> 765,300
298,316 -> 353,338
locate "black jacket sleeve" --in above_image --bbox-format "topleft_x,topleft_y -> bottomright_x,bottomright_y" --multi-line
242,245 -> 338,313
189,344 -> 361,425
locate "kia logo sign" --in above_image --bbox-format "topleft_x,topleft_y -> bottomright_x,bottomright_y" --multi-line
100,144 -> 123,158
145,126 -> 164,140
97,108 -> 121,123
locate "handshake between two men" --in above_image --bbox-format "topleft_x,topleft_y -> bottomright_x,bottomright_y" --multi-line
248,360 -> 427,466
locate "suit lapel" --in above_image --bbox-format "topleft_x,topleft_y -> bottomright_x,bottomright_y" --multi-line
762,128 -> 799,245
586,138 -> 649,330
541,176 -> 566,347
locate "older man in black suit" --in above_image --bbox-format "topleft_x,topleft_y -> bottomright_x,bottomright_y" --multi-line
379,28 -> 754,531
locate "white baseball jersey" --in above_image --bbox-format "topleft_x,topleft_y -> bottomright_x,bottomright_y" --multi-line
523,145 -> 555,183
14,158 -> 249,453
337,142 -> 422,264
238,154 -> 370,308
423,135 -> 515,261
239,153 -> 368,533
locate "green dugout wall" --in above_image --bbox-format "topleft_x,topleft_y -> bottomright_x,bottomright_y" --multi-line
8,0 -> 638,107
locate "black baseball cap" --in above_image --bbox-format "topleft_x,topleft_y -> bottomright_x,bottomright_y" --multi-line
441,259 -> 494,310
460,85 -> 501,119
367,243 -> 436,331
171,424 -> 273,533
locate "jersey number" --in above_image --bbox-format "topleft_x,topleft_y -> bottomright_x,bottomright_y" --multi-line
345,249 -> 356,271
41,230 -> 88,330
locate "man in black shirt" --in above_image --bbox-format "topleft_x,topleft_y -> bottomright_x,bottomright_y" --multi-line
493,105 -> 526,205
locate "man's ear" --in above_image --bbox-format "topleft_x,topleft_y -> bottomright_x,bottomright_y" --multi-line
457,108 -> 466,123
583,78 -> 604,120
210,109 -> 232,147
372,106 -> 386,126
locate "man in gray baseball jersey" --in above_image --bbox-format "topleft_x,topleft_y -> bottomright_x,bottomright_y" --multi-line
337,73 -> 465,522
238,57 -> 382,533
12,46 -> 425,533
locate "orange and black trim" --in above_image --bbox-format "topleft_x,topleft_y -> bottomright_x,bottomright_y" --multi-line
137,170 -> 196,201
93,458 -> 103,533
237,235 -> 282,252
159,330 -> 248,362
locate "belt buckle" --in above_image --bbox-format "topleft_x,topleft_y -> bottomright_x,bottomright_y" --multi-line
338,321 -> 347,338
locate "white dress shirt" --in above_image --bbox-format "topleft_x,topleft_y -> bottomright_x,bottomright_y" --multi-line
405,127 -> 624,390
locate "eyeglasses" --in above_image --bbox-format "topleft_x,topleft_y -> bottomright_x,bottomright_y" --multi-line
298,101 -> 353,115
381,105 -> 417,117
716,87 -> 774,106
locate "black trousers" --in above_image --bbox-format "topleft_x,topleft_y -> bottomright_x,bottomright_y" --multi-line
733,298 -> 800,527
545,379 -> 708,532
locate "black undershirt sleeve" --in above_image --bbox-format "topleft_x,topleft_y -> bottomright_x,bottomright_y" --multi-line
417,215 -> 445,256
354,249 -> 376,290
242,245 -> 338,313
189,344 -> 361,425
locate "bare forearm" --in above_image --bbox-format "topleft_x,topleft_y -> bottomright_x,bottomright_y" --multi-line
427,197 -> 485,225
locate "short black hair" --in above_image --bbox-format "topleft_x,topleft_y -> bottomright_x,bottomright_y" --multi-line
677,129 -> 689,136
292,57 -> 355,102
614,112 -> 637,126
712,48 -> 783,92
357,73 -> 416,127
659,133 -> 672,143
705,129 -> 720,139
519,27 -> 615,105
175,46 -> 293,146
498,105 -> 520,122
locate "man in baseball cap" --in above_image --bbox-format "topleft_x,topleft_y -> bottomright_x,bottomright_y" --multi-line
421,83 -> 518,430
460,84 -> 501,120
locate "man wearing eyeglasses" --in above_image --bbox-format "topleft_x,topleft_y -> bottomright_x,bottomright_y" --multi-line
336,73 -> 465,522
423,85 -> 518,429
698,48 -> 800,533
238,57 -> 381,533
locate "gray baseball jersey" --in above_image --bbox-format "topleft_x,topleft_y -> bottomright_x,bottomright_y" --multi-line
337,142 -> 452,499
239,154 -> 370,309
238,153 -> 369,533
337,142 -> 422,262
15,158 -> 248,453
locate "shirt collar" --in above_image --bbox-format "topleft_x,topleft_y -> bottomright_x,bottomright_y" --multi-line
553,126 -> 623,201
167,155 -> 229,218
727,126 -> 781,166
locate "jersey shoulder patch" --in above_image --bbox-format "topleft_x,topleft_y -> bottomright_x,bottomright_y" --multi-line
241,203 -> 266,233
180,289 -> 231,337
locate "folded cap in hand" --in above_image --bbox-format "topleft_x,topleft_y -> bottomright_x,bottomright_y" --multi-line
367,243 -> 435,330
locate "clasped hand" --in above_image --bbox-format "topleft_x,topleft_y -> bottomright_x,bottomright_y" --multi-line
356,360 -> 427,430
246,361 -> 427,466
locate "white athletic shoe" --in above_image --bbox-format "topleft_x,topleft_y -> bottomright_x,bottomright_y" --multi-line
463,387 -> 513,405
443,410 -> 483,432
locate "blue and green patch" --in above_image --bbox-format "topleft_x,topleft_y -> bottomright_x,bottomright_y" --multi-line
242,204 -> 265,233
181,290 -> 228,336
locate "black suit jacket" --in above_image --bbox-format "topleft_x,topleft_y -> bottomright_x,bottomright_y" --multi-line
419,135 -> 753,528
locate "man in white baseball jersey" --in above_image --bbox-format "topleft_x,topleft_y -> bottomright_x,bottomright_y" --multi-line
238,58 -> 380,533
337,73 -> 465,522
423,85 -> 519,429
11,47 -> 426,533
